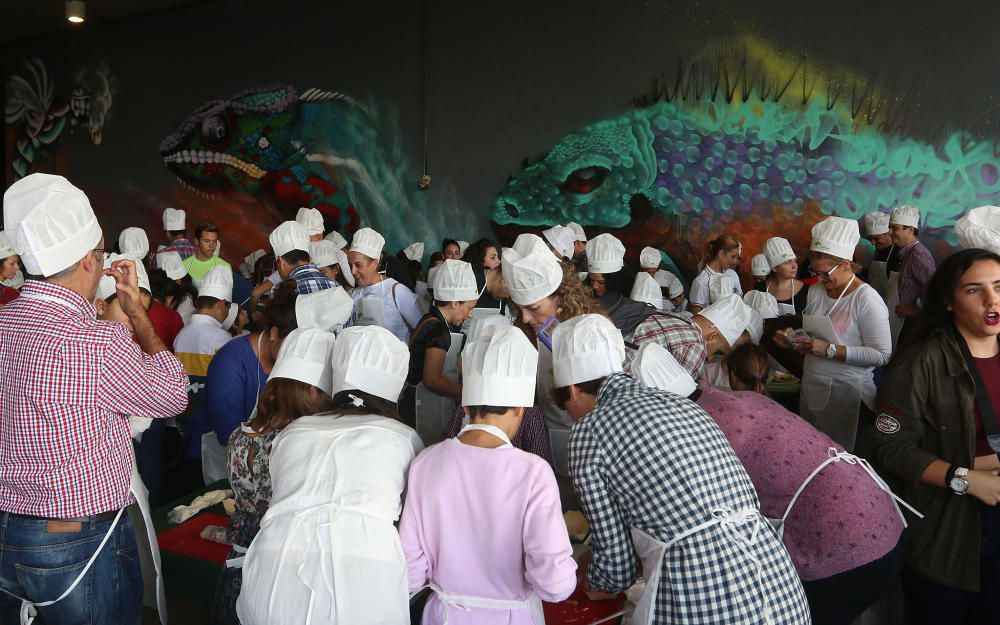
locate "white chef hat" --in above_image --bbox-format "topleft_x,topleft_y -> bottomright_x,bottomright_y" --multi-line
403,242 -> 424,262
890,205 -> 921,229
457,240 -> 470,256
0,232 -> 16,258
97,254 -> 151,300
434,259 -> 479,302
295,287 -> 354,332
764,237 -> 795,270
118,227 -> 149,261
240,249 -> 266,279
3,173 -> 102,277
955,205 -> 1000,254
542,225 -> 576,260
863,212 -> 890,236
501,247 -> 563,306
746,308 -> 764,345
214,240 -> 222,258
3,269 -> 24,290
810,216 -> 860,261
162,207 -> 185,231
654,269 -> 684,298
156,250 -> 187,280
698,294 -> 753,348
552,314 -> 626,388
567,221 -> 587,242
350,227 -> 384,260
426,265 -> 440,290
586,233 -> 626,274
632,342 -> 697,398
512,233 -> 551,257
294,207 -> 324,236
198,265 -> 233,301
325,230 -> 349,249
462,324 -> 538,407
750,254 -> 770,278
269,220 -> 310,258
310,240 -> 340,268
467,312 -> 512,343
331,325 -> 409,401
270,328 -> 336,396
630,272 -> 662,309
709,273 -> 739,304
743,290 -> 780,319
222,303 -> 239,331
639,246 -> 662,269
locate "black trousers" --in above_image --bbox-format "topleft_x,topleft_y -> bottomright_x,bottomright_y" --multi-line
802,536 -> 905,625
901,502 -> 1000,625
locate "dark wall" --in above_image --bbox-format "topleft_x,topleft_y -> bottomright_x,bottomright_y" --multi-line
4,0 -> 1000,255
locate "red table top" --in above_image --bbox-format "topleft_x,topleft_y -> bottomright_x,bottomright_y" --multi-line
543,587 -> 626,625
157,512 -> 232,564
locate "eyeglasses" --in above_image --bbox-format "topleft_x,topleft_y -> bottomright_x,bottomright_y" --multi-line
92,248 -> 110,261
808,262 -> 842,279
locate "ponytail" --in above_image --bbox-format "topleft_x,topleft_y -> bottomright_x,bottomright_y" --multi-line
727,342 -> 771,396
702,234 -> 741,268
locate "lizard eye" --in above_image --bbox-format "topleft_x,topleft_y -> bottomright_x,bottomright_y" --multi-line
200,114 -> 228,146
562,166 -> 608,194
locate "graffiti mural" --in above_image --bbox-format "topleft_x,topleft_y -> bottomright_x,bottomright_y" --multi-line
492,38 -> 1000,279
5,59 -> 114,180
160,84 -> 458,254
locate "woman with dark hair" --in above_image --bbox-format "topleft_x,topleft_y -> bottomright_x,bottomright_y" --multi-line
585,233 -> 655,337
210,328 -> 335,625
147,268 -> 185,349
872,247 -> 1000,625
156,249 -> 198,324
237,326 -> 423,625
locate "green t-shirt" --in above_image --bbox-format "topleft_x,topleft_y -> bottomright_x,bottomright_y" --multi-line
183,255 -> 232,282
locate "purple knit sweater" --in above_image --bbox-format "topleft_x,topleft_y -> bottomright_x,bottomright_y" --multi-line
697,387 -> 904,581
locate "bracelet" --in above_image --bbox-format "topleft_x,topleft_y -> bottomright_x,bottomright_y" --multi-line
944,463 -> 958,488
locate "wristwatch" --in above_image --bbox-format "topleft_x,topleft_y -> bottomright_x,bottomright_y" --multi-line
826,343 -> 838,359
950,466 -> 969,495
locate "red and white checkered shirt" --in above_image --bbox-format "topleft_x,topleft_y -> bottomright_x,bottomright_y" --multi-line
0,281 -> 189,517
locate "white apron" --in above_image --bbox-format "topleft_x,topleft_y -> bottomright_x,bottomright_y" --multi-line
868,256 -> 891,300
800,276 -> 865,451
415,332 -> 464,447
629,527 -> 667,625
536,344 -> 575,477
885,271 -> 903,348
425,424 -> 547,625
356,295 -> 386,327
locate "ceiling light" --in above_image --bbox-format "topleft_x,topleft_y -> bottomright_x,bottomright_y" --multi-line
66,1 -> 86,24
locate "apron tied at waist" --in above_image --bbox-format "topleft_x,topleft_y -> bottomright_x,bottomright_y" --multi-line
664,506 -> 776,625
423,581 -> 541,625
226,543 -> 249,569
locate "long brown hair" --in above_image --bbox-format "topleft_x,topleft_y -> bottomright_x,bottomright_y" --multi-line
250,378 -> 331,433
727,342 -> 771,396
702,234 -> 741,267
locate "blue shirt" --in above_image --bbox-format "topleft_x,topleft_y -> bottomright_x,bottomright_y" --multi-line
289,263 -> 336,295
188,335 -> 268,456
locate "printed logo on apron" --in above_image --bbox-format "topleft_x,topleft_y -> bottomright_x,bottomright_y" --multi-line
875,413 -> 901,434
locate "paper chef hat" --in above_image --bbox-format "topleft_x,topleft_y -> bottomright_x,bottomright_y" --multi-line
295,207 -> 325,236
156,250 -> 187,280
198,266 -> 233,301
404,242 -> 425,262
269,221 -> 310,258
863,212 -> 890,237
269,328 -> 337,396
325,230 -> 349,249
457,240 -> 470,256
0,232 -> 16,258
3,173 -> 102,277
708,273 -> 739,304
750,254 -> 770,278
331,325 -> 409,401
764,237 -> 795,270
434,259 -> 479,302
810,216 -> 860,261
501,247 -> 563,306
890,205 -> 921,229
118,227 -> 149,261
630,272 -> 662,309
632,342 -> 698,398
567,222 -> 587,242
586,234 -> 626,274
240,249 -> 266,279
467,312 -> 512,343
462,325 -> 538,407
743,290 -> 780,320
552,314 -> 626,388
295,287 -> 354,332
97,254 -> 151,301
654,270 -> 684,299
639,246 -> 662,270
162,207 -> 185,231
349,227 -> 385,260
310,240 -> 340,269
512,233 -> 551,258
955,205 -> 1000,254
542,225 -> 576,260
698,294 -> 753,348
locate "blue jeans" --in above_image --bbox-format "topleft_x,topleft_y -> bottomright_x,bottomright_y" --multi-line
0,510 -> 142,625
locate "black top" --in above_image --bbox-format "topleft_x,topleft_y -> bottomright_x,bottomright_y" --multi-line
406,307 -> 463,386
761,279 -> 809,313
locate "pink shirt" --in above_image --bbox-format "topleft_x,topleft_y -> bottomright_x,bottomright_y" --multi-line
399,437 -> 577,625
697,387 -> 904,581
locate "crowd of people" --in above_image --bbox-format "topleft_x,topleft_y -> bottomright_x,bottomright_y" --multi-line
0,171 -> 999,625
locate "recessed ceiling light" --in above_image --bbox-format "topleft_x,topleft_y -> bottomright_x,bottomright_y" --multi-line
66,1 -> 86,24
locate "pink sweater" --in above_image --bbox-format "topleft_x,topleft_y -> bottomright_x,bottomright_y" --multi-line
697,387 -> 904,581
399,438 -> 577,625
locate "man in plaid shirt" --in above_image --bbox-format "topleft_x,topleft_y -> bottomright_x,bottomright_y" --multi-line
249,221 -> 335,307
0,174 -> 189,623
553,315 -> 810,625
160,207 -> 196,260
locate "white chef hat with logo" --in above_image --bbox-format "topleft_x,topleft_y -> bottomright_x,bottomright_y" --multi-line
325,230 -> 348,249
632,342 -> 697,398
586,233 -> 626,274
295,207 -> 325,236
349,227 -> 385,260
955,206 -> 1000,254
890,205 -> 921,229
270,221 -> 310,258
331,325 -> 409,401
296,287 -> 354,332
542,225 -> 576,260
462,324 -> 538,407
810,216 -> 860,261
630,272 -> 662,309
552,314 -> 626,387
764,237 -> 795,270
434,259 -> 479,302
863,212 -> 890,237
639,246 -> 662,270
698,294 -> 753,348
119,227 -> 149,261
162,207 -> 185,231
567,221 -> 587,242
270,328 -> 337,396
3,173 -> 102,277
750,254 -> 770,278
198,266 -> 233,301
743,290 -> 780,320
156,250 -> 187,280
501,247 -> 563,306
404,242 -> 425,262
0,232 -> 16,258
